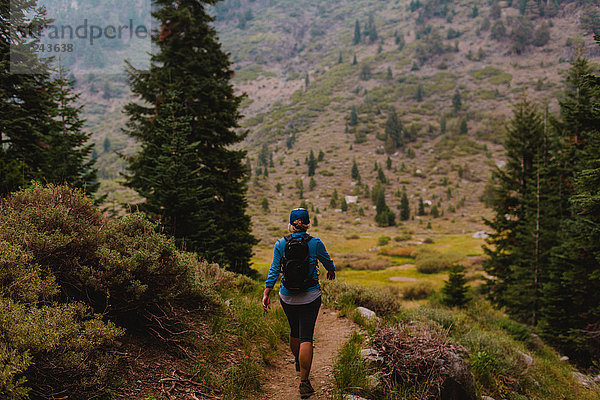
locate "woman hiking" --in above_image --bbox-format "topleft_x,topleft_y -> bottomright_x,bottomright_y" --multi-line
262,208 -> 336,399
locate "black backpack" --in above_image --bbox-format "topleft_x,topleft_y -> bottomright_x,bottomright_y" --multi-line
281,234 -> 314,291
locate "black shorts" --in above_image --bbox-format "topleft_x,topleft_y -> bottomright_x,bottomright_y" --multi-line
280,296 -> 321,343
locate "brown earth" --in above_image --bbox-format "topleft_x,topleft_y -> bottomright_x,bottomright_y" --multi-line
261,308 -> 357,400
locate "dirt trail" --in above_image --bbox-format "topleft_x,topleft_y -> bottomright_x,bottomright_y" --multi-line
261,308 -> 356,399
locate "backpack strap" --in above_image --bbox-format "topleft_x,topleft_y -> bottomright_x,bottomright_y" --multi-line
284,234 -> 293,242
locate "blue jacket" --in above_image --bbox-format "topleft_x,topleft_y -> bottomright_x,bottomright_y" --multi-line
265,232 -> 335,296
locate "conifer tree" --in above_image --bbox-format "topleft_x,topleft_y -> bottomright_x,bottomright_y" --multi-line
349,106 -> 359,126
43,67 -> 98,195
416,84 -> 424,101
353,20 -> 361,45
308,149 -> 317,176
341,197 -> 348,212
374,185 -> 395,227
400,191 -> 410,221
330,189 -> 338,208
0,2 -> 53,193
452,90 -> 462,113
540,57 -> 600,363
385,108 -> 403,148
418,197 -> 426,216
442,265 -> 470,307
124,0 -> 257,274
483,96 -> 559,325
351,159 -> 360,180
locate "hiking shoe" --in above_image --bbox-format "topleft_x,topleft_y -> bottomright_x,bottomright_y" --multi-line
299,379 -> 315,399
295,358 -> 300,372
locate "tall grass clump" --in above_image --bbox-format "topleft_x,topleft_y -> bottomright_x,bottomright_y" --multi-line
333,331 -> 374,398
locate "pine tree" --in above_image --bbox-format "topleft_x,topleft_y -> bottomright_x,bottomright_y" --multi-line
330,189 -> 338,208
352,54 -> 358,65
400,190 -> 410,221
540,58 -> 600,364
418,197 -> 426,216
351,159 -> 360,180
353,20 -> 361,45
43,67 -> 98,195
452,90 -> 462,114
416,84 -> 424,101
338,51 -> 343,64
341,197 -> 348,212
442,265 -> 470,307
377,168 -> 387,184
483,96 -> 559,325
349,106 -> 359,126
430,204 -> 440,218
308,149 -> 317,176
386,156 -> 392,170
124,0 -> 257,275
309,176 -> 316,191
459,117 -> 468,135
374,185 -> 395,227
385,108 -> 403,148
0,1 -> 52,194
318,149 -> 324,162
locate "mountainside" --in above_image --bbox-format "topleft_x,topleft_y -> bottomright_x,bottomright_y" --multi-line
79,0 -> 600,255
210,0 -> 600,247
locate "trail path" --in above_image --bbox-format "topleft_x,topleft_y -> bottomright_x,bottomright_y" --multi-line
262,308 -> 357,399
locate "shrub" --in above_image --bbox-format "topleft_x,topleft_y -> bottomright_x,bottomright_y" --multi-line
413,248 -> 461,274
402,282 -> 435,300
0,184 -> 219,398
322,281 -> 402,317
394,233 -> 412,242
377,235 -> 391,246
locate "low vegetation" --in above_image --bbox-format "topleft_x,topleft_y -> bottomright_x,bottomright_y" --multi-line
0,185 -> 288,399
327,282 -> 600,400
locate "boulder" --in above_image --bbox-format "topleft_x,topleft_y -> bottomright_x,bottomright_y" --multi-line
437,351 -> 478,400
472,231 -> 489,239
356,306 -> 377,320
572,372 -> 599,389
517,351 -> 533,367
343,395 -> 368,400
560,356 -> 569,361
345,195 -> 358,204
360,348 -> 384,364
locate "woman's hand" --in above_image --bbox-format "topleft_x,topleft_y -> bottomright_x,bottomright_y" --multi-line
262,287 -> 272,313
327,270 -> 336,280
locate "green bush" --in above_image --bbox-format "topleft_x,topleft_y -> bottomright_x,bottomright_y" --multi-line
0,184 -> 218,398
322,280 -> 402,317
377,235 -> 391,246
402,281 -> 435,300
413,248 -> 460,274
